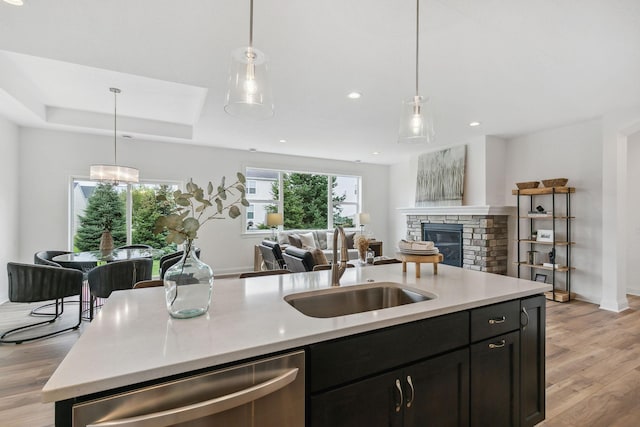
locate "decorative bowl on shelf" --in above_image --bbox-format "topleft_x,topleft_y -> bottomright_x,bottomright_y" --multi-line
541,178 -> 568,187
516,181 -> 540,190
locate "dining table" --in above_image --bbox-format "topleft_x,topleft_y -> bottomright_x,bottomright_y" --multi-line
52,248 -> 164,265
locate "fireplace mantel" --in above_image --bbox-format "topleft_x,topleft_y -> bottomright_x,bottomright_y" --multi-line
398,205 -> 516,216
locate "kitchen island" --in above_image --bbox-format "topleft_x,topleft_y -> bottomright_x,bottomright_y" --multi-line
44,264 -> 550,426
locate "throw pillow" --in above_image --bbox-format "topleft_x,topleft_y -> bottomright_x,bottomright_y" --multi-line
310,247 -> 328,266
345,232 -> 356,249
288,234 -> 303,248
326,231 -> 334,250
299,231 -> 317,249
326,231 -> 356,249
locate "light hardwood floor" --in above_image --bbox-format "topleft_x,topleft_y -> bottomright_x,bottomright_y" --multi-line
0,296 -> 639,427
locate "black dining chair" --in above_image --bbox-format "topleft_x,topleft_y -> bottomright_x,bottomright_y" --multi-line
1,262 -> 84,344
160,249 -> 201,279
33,251 -> 92,317
34,250 -> 97,273
87,258 -> 153,320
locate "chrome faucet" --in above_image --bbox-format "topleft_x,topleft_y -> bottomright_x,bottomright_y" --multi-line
331,226 -> 349,286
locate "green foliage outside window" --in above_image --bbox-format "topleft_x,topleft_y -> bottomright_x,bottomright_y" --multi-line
75,184 -> 126,251
267,173 -> 349,229
132,185 -> 177,254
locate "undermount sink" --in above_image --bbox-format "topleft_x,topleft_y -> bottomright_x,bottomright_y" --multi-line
284,282 -> 435,318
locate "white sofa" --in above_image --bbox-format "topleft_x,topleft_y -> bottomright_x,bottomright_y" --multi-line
276,229 -> 359,262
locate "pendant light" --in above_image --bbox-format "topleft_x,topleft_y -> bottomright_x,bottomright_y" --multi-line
90,88 -> 139,184
224,0 -> 274,119
398,0 -> 435,144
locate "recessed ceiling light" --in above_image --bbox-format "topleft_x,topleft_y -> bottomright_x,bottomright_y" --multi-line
372,151 -> 380,155
347,92 -> 362,99
279,139 -> 287,143
469,121 -> 481,127
3,0 -> 24,5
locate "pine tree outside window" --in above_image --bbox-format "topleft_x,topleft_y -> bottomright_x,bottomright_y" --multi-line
71,179 -> 179,254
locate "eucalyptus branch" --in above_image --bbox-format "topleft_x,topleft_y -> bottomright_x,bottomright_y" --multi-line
153,173 -> 247,245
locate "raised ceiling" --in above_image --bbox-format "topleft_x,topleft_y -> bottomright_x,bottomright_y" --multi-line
0,0 -> 639,164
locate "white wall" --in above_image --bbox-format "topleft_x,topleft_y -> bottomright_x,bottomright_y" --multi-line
389,121 -> 603,303
385,136 -> 492,249
18,128 -> 390,274
485,136 -> 508,206
626,131 -> 640,295
504,119 -> 603,303
0,117 -> 19,303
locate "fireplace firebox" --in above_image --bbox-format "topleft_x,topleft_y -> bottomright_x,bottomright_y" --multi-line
422,223 -> 463,267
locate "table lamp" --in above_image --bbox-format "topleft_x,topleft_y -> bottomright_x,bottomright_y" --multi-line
358,213 -> 370,235
266,213 -> 284,241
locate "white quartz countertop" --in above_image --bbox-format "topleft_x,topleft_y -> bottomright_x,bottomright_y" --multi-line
42,264 -> 550,402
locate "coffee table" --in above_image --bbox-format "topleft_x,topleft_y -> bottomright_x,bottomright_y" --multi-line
396,252 -> 444,278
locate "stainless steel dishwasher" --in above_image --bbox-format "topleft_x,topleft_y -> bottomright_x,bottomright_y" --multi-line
72,350 -> 305,427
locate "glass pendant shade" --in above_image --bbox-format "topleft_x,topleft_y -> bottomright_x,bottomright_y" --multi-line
90,164 -> 139,184
398,95 -> 435,144
224,46 -> 274,119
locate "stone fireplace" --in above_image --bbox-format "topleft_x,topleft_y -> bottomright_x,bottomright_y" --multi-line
400,206 -> 513,275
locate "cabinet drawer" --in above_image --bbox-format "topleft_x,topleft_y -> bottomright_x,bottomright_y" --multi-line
309,311 -> 469,393
470,300 -> 520,342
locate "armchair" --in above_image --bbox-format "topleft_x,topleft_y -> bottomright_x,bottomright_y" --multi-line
87,259 -> 153,320
283,247 -> 316,272
1,262 -> 84,344
258,240 -> 286,270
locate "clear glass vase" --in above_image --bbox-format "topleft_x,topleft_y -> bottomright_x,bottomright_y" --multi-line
164,241 -> 213,319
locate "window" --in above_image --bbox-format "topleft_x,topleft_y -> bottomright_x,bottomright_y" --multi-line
247,204 -> 255,220
247,180 -> 257,194
244,167 -> 361,232
70,179 -> 179,252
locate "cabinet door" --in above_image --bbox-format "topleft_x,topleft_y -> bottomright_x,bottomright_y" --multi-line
470,331 -> 520,427
403,348 -> 469,427
309,369 -> 402,427
520,295 -> 546,427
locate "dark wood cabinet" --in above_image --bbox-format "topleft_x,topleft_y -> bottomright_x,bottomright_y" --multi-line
403,348 -> 469,427
310,348 -> 469,427
310,369 -> 401,427
308,296 -> 545,427
520,295 -> 546,427
470,331 -> 520,427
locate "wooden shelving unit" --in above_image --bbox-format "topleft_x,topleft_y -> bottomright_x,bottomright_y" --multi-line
514,185 -> 574,302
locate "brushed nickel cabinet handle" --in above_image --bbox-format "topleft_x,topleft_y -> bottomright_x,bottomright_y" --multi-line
406,375 -> 415,408
395,379 -> 403,413
87,368 -> 299,427
489,339 -> 506,349
488,316 -> 506,325
522,306 -> 530,330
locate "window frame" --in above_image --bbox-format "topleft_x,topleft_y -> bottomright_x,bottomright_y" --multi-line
243,167 -> 362,234
68,176 -> 182,250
